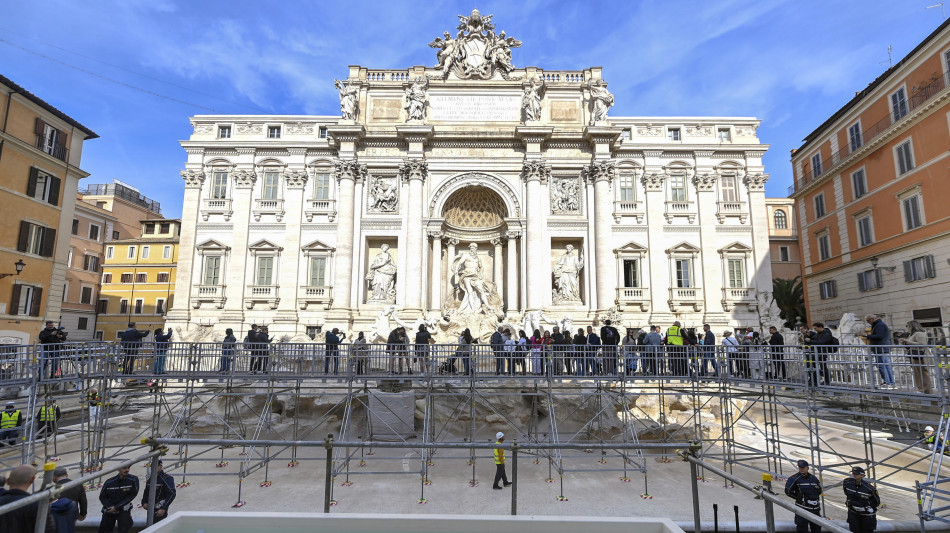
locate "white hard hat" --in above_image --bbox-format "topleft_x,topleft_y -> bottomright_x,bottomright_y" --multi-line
496,431 -> 504,439
926,426 -> 935,431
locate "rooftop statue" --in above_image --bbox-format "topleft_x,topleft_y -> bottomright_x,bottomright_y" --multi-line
428,8 -> 523,80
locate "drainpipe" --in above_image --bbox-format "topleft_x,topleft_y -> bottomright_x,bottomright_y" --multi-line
0,88 -> 18,164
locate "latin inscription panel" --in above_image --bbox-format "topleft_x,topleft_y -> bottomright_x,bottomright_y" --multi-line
429,92 -> 521,122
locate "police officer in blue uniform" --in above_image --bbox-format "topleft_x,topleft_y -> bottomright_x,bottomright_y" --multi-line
98,465 -> 139,533
843,466 -> 880,533
785,459 -> 823,533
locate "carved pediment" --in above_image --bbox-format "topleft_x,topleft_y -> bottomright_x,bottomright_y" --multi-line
248,239 -> 283,252
196,239 -> 230,251
718,241 -> 753,254
302,239 -> 336,252
614,241 -> 647,254
665,242 -> 700,255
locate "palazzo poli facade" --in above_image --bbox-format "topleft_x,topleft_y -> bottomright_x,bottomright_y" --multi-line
167,10 -> 777,340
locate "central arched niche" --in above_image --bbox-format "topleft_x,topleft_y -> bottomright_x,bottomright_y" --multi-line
441,185 -> 508,228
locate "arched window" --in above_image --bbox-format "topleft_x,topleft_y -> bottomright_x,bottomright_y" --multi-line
774,209 -> 788,229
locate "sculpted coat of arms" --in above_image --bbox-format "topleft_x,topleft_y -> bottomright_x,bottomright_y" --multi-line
428,8 -> 523,80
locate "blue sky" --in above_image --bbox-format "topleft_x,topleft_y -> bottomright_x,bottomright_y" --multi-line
1,0 -> 946,218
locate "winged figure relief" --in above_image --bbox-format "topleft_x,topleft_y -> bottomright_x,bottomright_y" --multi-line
429,30 -> 464,72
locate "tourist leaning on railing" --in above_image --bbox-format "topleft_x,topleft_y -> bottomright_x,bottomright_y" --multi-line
900,320 -> 933,394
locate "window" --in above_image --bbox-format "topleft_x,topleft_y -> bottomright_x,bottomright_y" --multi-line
669,174 -> 687,202
895,139 -> 914,175
891,87 -> 908,122
318,126 -> 328,138
720,174 -> 738,202
97,299 -> 108,314
112,231 -> 119,240
102,273 -> 112,283
88,224 -> 100,241
814,193 -> 826,218
946,49 -> 950,75
774,210 -> 788,229
811,153 -> 822,177
667,128 -> 681,141
136,273 -> 147,283
83,254 -> 99,272
622,259 -> 639,287
856,215 -> 874,247
128,246 -> 136,259
211,171 -> 228,199
77,317 -> 88,330
142,246 -> 150,259
157,272 -> 169,283
904,255 -> 937,282
309,257 -> 327,286
160,222 -> 170,234
163,245 -> 171,259
619,173 -> 636,202
620,129 -> 631,141
313,173 -> 331,200
256,256 -> 274,285
119,299 -> 129,314
156,298 -> 166,315
218,125 -> 231,138
817,233 -> 831,261
717,128 -> 731,142
202,256 -> 221,285
67,249 -> 73,268
62,282 -> 68,303
26,168 -> 60,206
133,299 -> 144,314
848,122 -> 863,152
819,280 -> 837,299
71,219 -> 79,235
17,221 -> 55,257
852,169 -> 867,199
11,285 -> 41,316
106,246 -> 114,259
144,223 -> 155,234
80,286 -> 93,304
902,194 -> 923,230
38,122 -> 64,159
858,269 -> 883,292
262,171 -> 280,200
779,246 -> 790,262
675,259 -> 692,288
727,258 -> 745,288
120,273 -> 133,283
268,126 -> 281,138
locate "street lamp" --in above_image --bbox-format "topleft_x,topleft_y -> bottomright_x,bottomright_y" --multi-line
870,256 -> 878,268
0,260 -> 26,279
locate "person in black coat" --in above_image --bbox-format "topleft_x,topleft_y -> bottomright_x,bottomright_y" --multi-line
785,460 -> 823,533
0,465 -> 53,532
245,324 -> 260,373
768,326 -> 786,380
600,320 -> 620,375
414,325 -> 432,375
141,461 -> 176,523
51,466 -> 86,533
490,327 -> 506,375
98,465 -> 139,533
802,323 -> 833,386
119,323 -> 149,375
843,466 -> 880,533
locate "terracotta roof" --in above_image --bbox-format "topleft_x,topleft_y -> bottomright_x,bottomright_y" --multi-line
0,74 -> 99,139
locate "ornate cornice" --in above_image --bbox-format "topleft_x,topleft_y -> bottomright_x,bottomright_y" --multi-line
504,230 -> 522,239
521,160 -> 551,184
233,169 -> 257,188
427,230 -> 444,240
283,169 -> 308,188
583,160 -> 615,184
743,173 -> 768,192
691,173 -> 718,192
334,159 -> 367,183
399,158 -> 428,183
235,147 -> 256,156
286,122 -> 315,135
640,172 -> 666,192
180,170 -> 205,188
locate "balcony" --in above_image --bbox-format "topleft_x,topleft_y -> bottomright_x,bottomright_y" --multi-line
664,201 -> 696,223
715,201 -> 747,224
612,200 -> 644,224
721,287 -> 757,312
615,286 -> 650,312
35,134 -> 67,162
253,198 -> 285,222
245,285 -> 280,310
304,198 -> 337,222
201,198 -> 232,221
668,287 -> 703,312
298,285 -> 334,310
192,284 -> 226,309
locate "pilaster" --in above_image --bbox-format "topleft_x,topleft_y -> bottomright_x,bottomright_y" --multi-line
168,170 -> 205,322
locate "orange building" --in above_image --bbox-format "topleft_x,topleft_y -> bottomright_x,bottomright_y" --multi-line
790,19 -> 950,332
766,198 -> 802,281
0,75 -> 97,344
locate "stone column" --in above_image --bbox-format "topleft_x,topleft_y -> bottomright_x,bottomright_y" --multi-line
692,166 -> 719,319
276,169 -> 307,320
744,173 -> 772,294
491,238 -> 504,287
429,231 -> 443,311
331,160 -> 365,312
505,230 -> 520,312
522,161 -> 550,310
167,169 -> 205,322
587,161 -> 617,312
445,238 -> 458,304
223,167 -> 256,317
641,165 -> 669,322
400,159 -> 428,314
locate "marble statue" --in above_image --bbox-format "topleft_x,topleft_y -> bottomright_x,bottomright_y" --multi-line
429,9 -> 522,80
369,178 -> 398,212
837,313 -> 867,346
429,31 -> 463,75
366,244 -> 397,301
404,76 -> 429,122
521,310 -> 557,336
756,291 -> 784,331
335,79 -> 359,120
587,79 -> 614,125
174,324 -> 222,343
521,77 -> 544,123
451,243 -> 498,315
368,304 -> 398,343
553,245 -> 583,303
485,30 -> 521,74
551,177 -> 580,213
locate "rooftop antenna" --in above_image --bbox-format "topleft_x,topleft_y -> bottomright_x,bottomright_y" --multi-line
879,45 -> 893,68
927,2 -> 946,20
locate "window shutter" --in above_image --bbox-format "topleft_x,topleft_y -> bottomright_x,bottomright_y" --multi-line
40,227 -> 56,257
874,268 -> 883,289
17,221 -> 30,253
30,287 -> 42,317
857,273 -> 867,292
925,255 -> 936,279
34,117 -> 45,136
9,285 -> 21,316
47,176 -> 60,206
27,168 -> 38,197
903,260 -> 913,282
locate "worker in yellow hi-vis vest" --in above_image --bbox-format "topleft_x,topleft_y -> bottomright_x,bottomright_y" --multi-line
492,431 -> 511,490
665,321 -> 687,376
0,402 -> 22,446
35,398 -> 61,440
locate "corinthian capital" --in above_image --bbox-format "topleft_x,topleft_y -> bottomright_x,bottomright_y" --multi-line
233,169 -> 257,188
521,159 -> 551,183
334,158 -> 367,183
691,173 -> 718,192
584,160 -> 616,184
283,169 -> 308,188
179,169 -> 205,188
742,173 -> 769,192
640,172 -> 666,192
399,158 -> 428,183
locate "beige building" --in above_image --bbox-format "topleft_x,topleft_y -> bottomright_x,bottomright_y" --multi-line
0,74 -> 97,344
62,197 -> 116,341
765,198 -> 802,281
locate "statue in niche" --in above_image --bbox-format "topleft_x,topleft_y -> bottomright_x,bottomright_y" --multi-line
587,79 -> 614,125
551,178 -> 580,213
521,77 -> 544,123
451,243 -> 502,317
404,76 -> 429,122
369,178 -> 398,212
553,245 -> 583,303
429,31 -> 463,75
335,79 -> 360,120
366,244 -> 397,301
